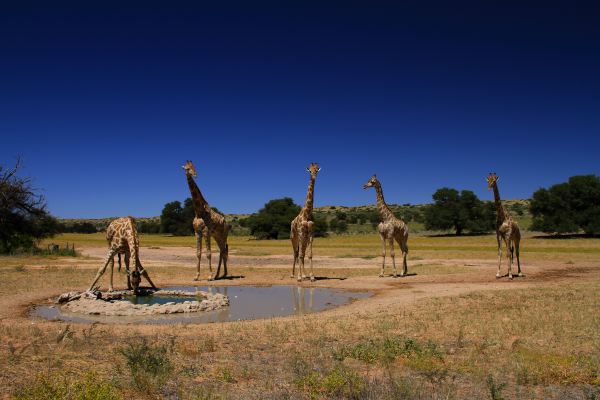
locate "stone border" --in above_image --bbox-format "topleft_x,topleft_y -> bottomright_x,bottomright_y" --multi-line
56,289 -> 229,317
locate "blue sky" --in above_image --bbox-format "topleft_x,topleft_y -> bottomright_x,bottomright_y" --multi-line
1,1 -> 599,218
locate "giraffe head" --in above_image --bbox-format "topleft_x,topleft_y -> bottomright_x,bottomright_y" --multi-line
182,160 -> 197,177
487,172 -> 499,190
363,175 -> 380,189
306,163 -> 321,177
130,270 -> 141,293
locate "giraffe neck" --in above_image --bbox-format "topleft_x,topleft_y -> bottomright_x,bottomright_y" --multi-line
186,173 -> 211,219
302,174 -> 316,215
492,182 -> 508,223
374,184 -> 395,222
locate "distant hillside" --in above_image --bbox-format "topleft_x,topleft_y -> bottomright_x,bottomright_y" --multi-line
58,216 -> 160,232
60,199 -> 531,233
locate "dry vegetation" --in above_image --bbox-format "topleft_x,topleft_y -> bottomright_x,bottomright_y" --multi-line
0,233 -> 599,399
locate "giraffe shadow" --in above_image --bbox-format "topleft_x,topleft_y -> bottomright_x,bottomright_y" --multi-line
312,276 -> 347,281
385,273 -> 417,278
496,273 -> 526,279
213,275 -> 246,281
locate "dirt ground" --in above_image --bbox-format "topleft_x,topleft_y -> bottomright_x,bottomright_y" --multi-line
76,244 -> 600,317
1,240 -> 599,399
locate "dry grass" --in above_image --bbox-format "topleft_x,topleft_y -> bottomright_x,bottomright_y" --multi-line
1,233 -> 598,399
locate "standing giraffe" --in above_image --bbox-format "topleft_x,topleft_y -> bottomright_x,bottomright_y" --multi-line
183,161 -> 230,281
290,163 -> 320,282
363,175 -> 409,277
88,217 -> 157,292
487,173 -> 522,279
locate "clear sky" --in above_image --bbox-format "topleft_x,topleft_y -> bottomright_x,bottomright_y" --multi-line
1,1 -> 598,218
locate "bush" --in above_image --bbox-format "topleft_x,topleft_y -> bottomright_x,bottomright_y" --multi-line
119,338 -> 172,391
530,175 -> 600,234
244,198 -> 301,239
14,372 -> 121,400
424,188 -> 494,235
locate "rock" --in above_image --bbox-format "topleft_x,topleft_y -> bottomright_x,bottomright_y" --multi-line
60,290 -> 229,317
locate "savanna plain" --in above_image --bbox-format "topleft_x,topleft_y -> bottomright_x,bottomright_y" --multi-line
0,233 -> 599,399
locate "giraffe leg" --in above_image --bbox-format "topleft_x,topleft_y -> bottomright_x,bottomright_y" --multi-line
496,234 -> 502,278
109,254 -> 115,291
399,238 -> 408,276
298,229 -> 308,282
89,249 -> 117,292
124,252 -> 132,290
194,230 -> 203,281
291,228 -> 299,279
222,244 -> 229,278
206,233 -> 214,281
138,259 -> 157,289
516,240 -> 523,277
505,237 -> 513,280
291,246 -> 299,279
389,237 -> 397,277
379,233 -> 386,277
308,233 -> 315,282
214,253 -> 223,280
213,241 -> 227,280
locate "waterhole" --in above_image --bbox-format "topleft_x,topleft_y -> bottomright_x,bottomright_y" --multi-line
32,285 -> 371,324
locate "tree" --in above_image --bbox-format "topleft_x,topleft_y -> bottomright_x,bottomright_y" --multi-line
313,214 -> 329,237
138,221 -> 161,234
160,201 -> 189,236
530,175 -> 600,235
160,197 -> 225,236
329,217 -> 348,234
0,159 -> 60,253
424,188 -> 494,235
244,198 -> 301,239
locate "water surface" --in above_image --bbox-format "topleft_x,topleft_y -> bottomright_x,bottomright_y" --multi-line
32,285 -> 371,324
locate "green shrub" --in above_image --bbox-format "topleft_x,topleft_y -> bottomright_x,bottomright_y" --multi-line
119,338 -> 172,391
14,372 -> 121,400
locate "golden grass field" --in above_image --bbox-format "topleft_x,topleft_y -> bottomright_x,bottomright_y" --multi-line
0,232 -> 599,399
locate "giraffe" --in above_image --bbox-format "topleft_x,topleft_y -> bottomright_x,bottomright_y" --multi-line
487,173 -> 522,279
88,217 -> 157,292
290,163 -> 320,282
183,161 -> 230,281
363,175 -> 409,277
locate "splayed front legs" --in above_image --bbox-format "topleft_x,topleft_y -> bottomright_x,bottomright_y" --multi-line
89,249 -> 118,291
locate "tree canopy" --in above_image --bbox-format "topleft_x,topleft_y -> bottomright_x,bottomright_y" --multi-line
530,175 -> 600,235
159,198 -> 223,236
423,188 -> 495,235
242,197 -> 301,239
0,159 -> 60,253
